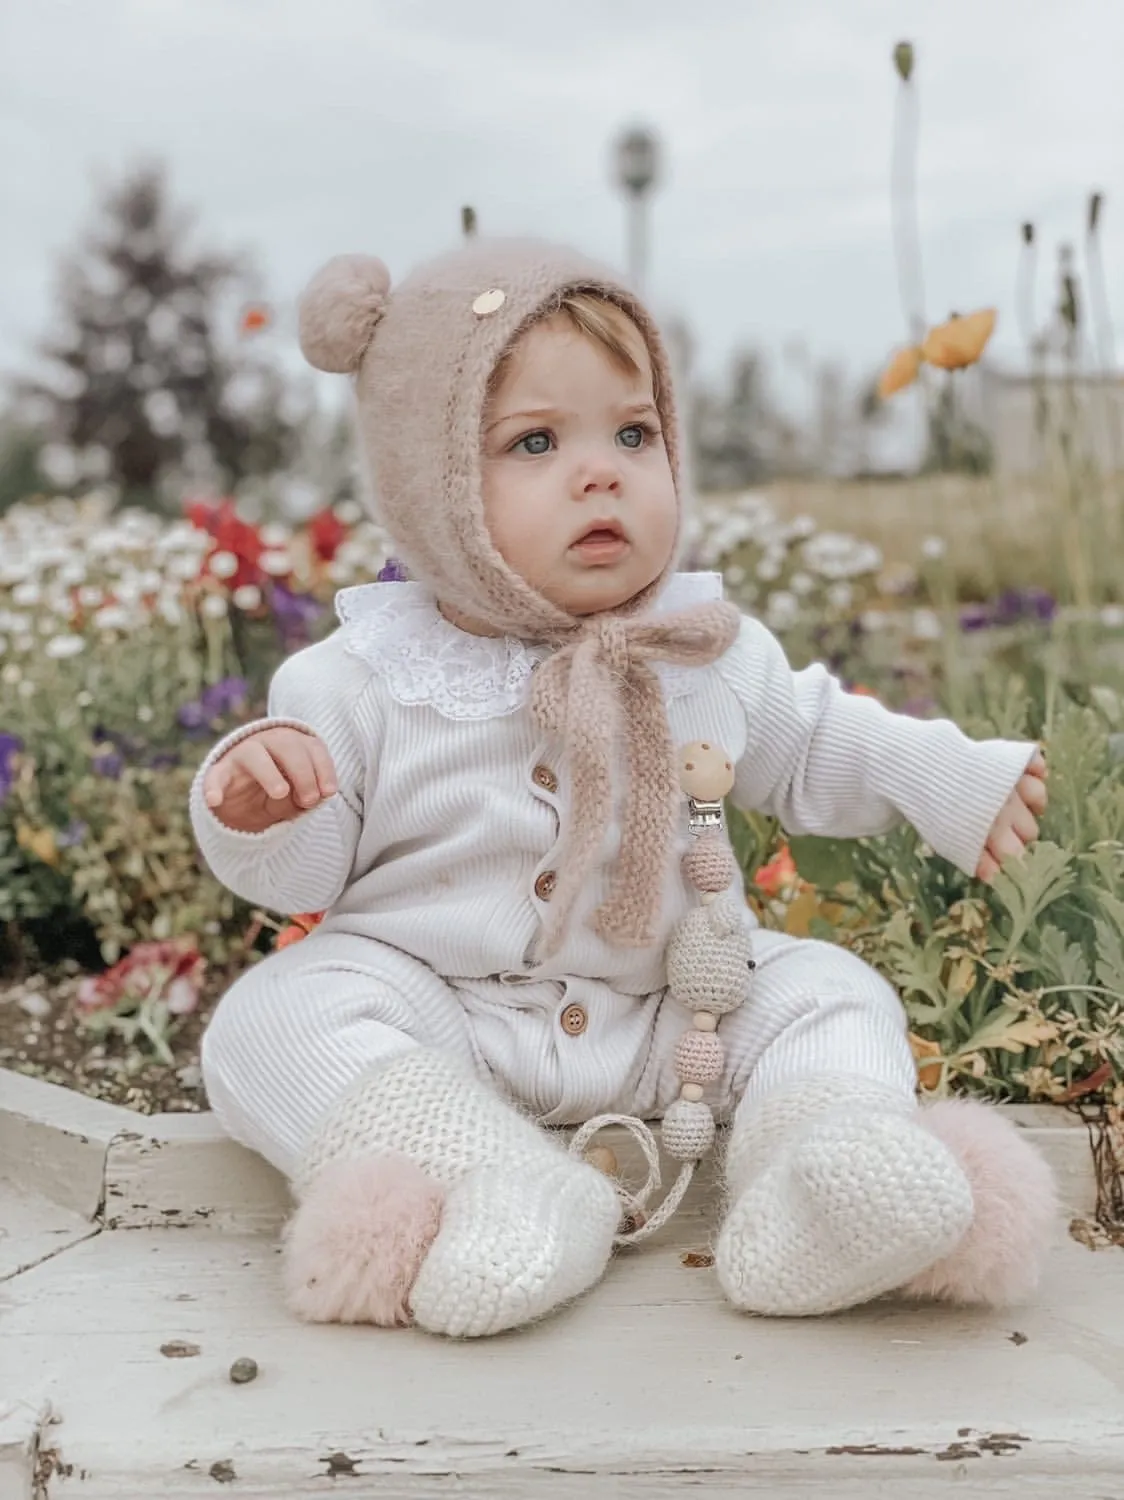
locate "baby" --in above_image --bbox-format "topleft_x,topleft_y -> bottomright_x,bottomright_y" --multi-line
192,239 -> 1056,1340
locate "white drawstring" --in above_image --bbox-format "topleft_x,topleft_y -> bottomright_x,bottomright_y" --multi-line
569,1113 -> 698,1246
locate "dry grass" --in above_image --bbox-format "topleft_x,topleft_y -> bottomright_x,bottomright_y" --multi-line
756,473 -> 1124,602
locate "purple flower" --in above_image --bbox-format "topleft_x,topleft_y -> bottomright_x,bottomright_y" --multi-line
200,677 -> 248,717
0,732 -> 23,807
176,700 -> 208,732
271,582 -> 323,629
92,747 -> 124,780
958,603 -> 992,633
376,558 -> 409,583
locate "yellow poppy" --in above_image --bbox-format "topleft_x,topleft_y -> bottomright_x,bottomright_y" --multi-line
877,345 -> 923,398
920,309 -> 996,370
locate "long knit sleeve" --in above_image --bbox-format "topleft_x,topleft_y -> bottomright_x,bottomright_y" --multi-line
716,616 -> 1038,876
189,634 -> 379,914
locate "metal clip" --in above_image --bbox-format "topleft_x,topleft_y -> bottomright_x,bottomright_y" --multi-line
686,797 -> 724,836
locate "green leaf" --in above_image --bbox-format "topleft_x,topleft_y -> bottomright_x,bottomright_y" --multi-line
1032,924 -> 1091,989
989,843 -> 1075,952
1093,917 -> 1124,999
788,835 -> 857,890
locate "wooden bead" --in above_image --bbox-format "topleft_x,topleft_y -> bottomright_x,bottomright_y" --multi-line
677,740 -> 735,801
584,1145 -> 619,1177
680,1082 -> 705,1103
692,1011 -> 719,1032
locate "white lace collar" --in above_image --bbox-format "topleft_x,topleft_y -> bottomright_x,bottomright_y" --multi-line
335,572 -> 726,721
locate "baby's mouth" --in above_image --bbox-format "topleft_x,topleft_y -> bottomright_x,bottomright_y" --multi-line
571,520 -> 629,553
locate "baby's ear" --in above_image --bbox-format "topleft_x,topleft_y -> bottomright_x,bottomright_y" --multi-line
298,254 -> 392,374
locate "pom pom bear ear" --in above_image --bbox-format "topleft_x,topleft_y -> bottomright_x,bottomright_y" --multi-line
298,254 -> 392,374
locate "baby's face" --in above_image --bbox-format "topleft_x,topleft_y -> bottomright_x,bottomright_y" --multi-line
480,315 -> 678,617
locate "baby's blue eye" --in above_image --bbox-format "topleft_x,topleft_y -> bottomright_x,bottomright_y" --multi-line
514,431 -> 552,456
618,424 -> 646,449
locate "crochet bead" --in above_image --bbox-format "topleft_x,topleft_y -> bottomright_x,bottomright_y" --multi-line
674,1029 -> 724,1084
680,1083 -> 705,1103
662,1098 -> 717,1161
693,1011 -> 719,1032
681,834 -> 737,894
666,894 -> 755,1015
677,741 -> 735,801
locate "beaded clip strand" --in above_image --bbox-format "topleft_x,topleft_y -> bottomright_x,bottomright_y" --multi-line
569,739 -> 755,1245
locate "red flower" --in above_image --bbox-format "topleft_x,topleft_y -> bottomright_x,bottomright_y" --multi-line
186,498 -> 265,591
275,911 -> 326,949
240,304 -> 272,335
75,939 -> 206,1016
753,845 -> 798,897
306,508 -> 348,563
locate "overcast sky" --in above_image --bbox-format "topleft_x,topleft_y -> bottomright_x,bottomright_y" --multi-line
2,0 -> 1121,409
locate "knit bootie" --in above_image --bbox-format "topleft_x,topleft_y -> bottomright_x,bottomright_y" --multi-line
715,1078 -> 976,1317
282,1049 -> 622,1338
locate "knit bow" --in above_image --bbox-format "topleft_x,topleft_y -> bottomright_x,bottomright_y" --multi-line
530,600 -> 741,959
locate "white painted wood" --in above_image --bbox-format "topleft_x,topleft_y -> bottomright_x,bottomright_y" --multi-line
0,1396 -> 41,1500
1,1066 -> 1101,1231
0,1183 -> 98,1282
7,1204 -> 1123,1497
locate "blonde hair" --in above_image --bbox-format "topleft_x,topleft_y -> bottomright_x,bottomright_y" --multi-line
490,291 -> 659,399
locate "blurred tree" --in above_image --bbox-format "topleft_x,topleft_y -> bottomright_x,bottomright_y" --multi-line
0,415 -> 45,514
691,350 -> 798,489
16,164 -> 303,511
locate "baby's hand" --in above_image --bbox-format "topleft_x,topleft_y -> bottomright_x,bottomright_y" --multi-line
203,727 -> 338,834
975,750 -> 1047,883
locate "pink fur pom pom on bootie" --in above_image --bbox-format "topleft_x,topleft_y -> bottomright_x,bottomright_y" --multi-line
282,1153 -> 445,1327
903,1097 -> 1060,1306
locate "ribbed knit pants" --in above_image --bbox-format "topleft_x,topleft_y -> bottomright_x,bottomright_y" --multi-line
202,930 -> 917,1180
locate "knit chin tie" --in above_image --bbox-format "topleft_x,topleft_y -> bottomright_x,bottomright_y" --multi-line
530,600 -> 741,960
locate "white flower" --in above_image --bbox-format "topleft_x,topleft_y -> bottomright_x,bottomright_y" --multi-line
724,564 -> 746,586
326,560 -> 352,585
137,705 -> 154,723
260,523 -> 292,548
765,590 -> 801,631
826,582 -> 854,610
756,554 -> 784,583
15,635 -> 34,654
787,514 -> 816,541
208,550 -> 239,580
334,502 -> 362,525
789,571 -> 815,597
860,610 -> 887,633
801,532 -> 882,580
138,569 -> 164,594
12,582 -> 42,607
45,634 -> 86,659
1099,605 -> 1124,628
94,605 -> 132,631
158,593 -> 185,625
57,561 -> 88,587
18,677 -> 34,698
921,536 -> 947,561
1,663 -> 21,684
168,553 -> 203,581
911,608 -> 942,642
76,690 -> 93,708
232,584 -> 262,611
201,593 -> 229,620
259,550 -> 291,576
77,585 -> 103,608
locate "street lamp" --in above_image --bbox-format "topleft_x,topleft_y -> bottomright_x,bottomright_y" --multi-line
613,126 -> 661,291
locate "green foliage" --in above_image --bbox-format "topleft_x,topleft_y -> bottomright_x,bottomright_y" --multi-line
774,699 -> 1124,1105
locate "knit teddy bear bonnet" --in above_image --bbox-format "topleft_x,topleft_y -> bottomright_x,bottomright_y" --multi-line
298,237 -> 741,961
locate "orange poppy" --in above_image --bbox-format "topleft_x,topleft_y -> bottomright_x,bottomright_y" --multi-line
920,309 -> 996,370
240,304 -> 271,335
877,345 -> 923,399
275,911 -> 326,948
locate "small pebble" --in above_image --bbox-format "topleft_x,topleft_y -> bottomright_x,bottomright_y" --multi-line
229,1357 -> 259,1384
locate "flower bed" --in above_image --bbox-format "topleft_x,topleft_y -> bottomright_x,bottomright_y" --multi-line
1,487 -> 1122,1121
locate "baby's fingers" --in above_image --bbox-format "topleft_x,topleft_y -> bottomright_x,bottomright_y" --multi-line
305,736 -> 339,800
203,758 -> 232,808
270,737 -> 327,808
1018,771 -> 1047,816
235,738 -> 293,802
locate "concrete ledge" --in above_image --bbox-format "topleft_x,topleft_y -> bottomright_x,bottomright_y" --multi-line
0,1066 -> 1104,1233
